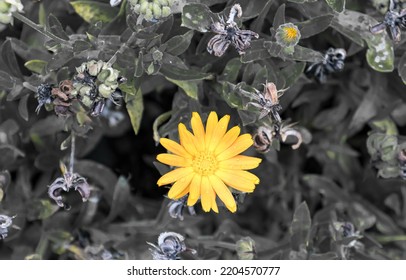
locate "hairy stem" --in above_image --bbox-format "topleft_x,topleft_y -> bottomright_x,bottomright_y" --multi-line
12,12 -> 70,46
69,133 -> 76,174
106,14 -> 143,66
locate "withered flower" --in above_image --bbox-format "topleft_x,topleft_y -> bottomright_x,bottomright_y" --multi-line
167,195 -> 196,221
51,80 -> 76,117
253,123 -> 303,153
147,232 -> 196,260
306,48 -> 346,83
370,0 -> 406,41
0,214 -> 15,240
248,82 -> 287,123
48,162 -> 90,210
207,4 -> 259,57
35,83 -> 53,113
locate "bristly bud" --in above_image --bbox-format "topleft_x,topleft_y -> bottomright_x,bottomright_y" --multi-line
35,83 -> 53,113
167,195 -> 196,221
275,23 -> 301,48
129,0 -> 177,22
147,232 -> 196,260
236,237 -> 256,260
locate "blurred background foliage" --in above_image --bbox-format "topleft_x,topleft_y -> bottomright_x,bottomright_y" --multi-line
0,0 -> 406,260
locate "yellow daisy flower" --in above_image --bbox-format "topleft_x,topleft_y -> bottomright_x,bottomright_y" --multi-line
275,23 -> 301,48
156,111 -> 262,213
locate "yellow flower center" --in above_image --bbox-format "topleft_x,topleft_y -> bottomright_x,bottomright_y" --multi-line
192,152 -> 218,176
283,27 -> 298,41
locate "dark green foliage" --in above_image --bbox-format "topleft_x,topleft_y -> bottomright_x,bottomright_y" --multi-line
0,0 -> 406,260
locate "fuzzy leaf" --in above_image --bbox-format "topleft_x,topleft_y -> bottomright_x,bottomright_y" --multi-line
24,60 -> 47,74
165,30 -> 194,56
160,63 -> 213,81
398,51 -> 406,84
296,15 -> 334,39
181,3 -> 218,32
125,87 -> 144,135
325,0 -> 345,12
331,10 -> 394,72
70,1 -> 117,23
47,14 -> 69,40
290,201 -> 312,251
166,78 -> 199,100
105,176 -> 131,223
264,41 -> 324,63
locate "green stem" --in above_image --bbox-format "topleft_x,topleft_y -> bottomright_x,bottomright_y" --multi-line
35,232 -> 49,259
374,235 -> 406,243
196,240 -> 237,251
69,133 -> 76,174
107,31 -> 137,67
12,12 -> 70,46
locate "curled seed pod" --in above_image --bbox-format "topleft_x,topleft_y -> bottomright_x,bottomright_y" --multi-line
0,214 -> 15,240
306,48 -> 346,83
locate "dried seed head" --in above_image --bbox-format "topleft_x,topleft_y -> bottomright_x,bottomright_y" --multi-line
167,195 -> 196,221
147,232 -> 195,260
35,84 -> 54,113
0,214 -> 15,240
48,164 -> 90,209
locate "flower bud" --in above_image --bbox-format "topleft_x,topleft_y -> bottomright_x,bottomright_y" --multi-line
98,84 -> 114,98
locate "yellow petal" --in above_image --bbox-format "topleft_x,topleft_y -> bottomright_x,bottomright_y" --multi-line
157,167 -> 194,186
214,126 -> 241,155
191,112 -> 205,150
168,173 -> 194,199
215,169 -> 256,193
220,169 -> 260,184
156,153 -> 191,167
208,175 -> 236,212
205,112 -> 218,149
160,138 -> 192,159
200,176 -> 211,212
216,134 -> 253,161
218,155 -> 262,170
179,123 -> 199,156
210,186 -> 219,213
208,114 -> 230,152
187,174 -> 201,206
172,186 -> 190,200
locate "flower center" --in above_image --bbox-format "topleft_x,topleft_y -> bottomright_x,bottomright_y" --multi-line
283,27 -> 298,40
192,152 -> 218,176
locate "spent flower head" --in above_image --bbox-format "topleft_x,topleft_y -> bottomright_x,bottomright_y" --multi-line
147,232 -> 195,260
370,0 -> 406,41
0,214 -> 15,240
275,23 -> 301,48
156,111 -> 262,213
48,162 -> 90,210
207,4 -> 259,57
167,195 -> 196,220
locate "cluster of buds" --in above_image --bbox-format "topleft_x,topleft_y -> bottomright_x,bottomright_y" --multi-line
306,48 -> 346,83
35,60 -> 125,117
147,232 -> 196,260
48,162 -> 90,210
0,214 -> 15,240
253,123 -> 303,153
0,0 -> 23,27
129,0 -> 175,22
73,60 -> 123,116
167,195 -> 196,221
